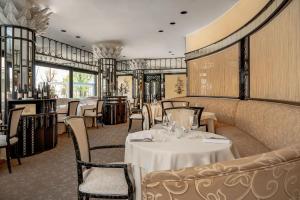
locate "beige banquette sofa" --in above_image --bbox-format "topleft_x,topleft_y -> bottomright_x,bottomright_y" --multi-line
142,97 -> 300,199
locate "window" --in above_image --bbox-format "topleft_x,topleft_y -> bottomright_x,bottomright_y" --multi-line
73,71 -> 96,98
35,66 -> 70,98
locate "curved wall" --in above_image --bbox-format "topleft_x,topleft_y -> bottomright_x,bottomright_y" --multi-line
186,0 -> 269,52
186,0 -> 300,103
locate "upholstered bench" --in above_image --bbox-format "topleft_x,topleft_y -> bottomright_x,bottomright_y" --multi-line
142,97 -> 300,199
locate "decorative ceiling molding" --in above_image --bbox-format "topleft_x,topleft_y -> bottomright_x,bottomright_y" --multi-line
0,0 -> 52,34
93,41 -> 123,59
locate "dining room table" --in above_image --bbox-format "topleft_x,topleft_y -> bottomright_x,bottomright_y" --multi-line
149,103 -> 218,133
125,125 -> 239,200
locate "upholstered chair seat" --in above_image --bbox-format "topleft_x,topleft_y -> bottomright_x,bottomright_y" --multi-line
84,110 -> 103,117
0,135 -> 18,146
80,167 -> 128,195
129,113 -> 142,119
64,116 -> 134,199
83,100 -> 104,127
0,107 -> 24,173
154,116 -> 162,122
57,114 -> 66,123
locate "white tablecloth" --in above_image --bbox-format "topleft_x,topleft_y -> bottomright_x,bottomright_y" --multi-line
125,129 -> 236,200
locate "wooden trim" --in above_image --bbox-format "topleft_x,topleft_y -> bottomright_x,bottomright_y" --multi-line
187,96 -> 239,99
247,98 -> 300,106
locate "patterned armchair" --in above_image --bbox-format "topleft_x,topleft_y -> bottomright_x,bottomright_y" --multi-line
142,144 -> 300,200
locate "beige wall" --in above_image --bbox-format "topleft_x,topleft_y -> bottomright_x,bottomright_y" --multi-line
186,0 -> 269,52
187,43 -> 239,97
165,74 -> 187,99
250,0 -> 300,102
117,75 -> 133,100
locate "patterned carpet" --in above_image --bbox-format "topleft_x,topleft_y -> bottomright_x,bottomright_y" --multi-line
0,121 -> 142,200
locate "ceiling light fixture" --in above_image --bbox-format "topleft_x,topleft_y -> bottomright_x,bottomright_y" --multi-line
180,11 -> 188,15
61,29 -> 66,32
170,22 -> 176,25
158,30 -> 164,33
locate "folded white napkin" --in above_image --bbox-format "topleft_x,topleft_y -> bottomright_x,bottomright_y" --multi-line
202,135 -> 230,144
128,132 -> 153,142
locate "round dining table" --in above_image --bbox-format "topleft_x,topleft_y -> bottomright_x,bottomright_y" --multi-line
125,128 -> 238,200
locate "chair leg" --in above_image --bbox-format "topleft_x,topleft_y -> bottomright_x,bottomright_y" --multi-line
128,118 -> 132,132
95,117 -> 98,128
67,126 -> 71,137
6,147 -> 12,173
101,116 -> 104,127
16,143 -> 21,165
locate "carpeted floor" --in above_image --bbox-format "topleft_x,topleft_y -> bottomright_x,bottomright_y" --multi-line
0,121 -> 142,200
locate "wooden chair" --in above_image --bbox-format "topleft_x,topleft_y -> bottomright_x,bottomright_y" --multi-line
57,100 -> 80,136
0,107 -> 24,173
127,100 -> 142,132
142,104 -> 152,130
164,107 -> 195,129
64,116 -> 134,200
190,106 -> 208,131
83,100 -> 104,127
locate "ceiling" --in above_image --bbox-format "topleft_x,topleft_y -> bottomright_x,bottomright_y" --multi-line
37,0 -> 238,59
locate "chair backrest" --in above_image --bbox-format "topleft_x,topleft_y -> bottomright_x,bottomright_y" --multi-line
8,107 -> 24,139
133,98 -> 139,108
161,101 -> 174,117
64,117 -> 90,163
162,101 -> 173,110
142,104 -> 151,130
127,100 -> 132,115
96,100 -> 104,114
165,107 -> 195,129
190,106 -> 205,128
172,101 -> 189,108
68,101 -> 79,116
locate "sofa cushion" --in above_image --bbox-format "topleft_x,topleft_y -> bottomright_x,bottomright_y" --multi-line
216,126 -> 270,157
173,97 -> 239,126
142,143 -> 300,200
235,100 -> 300,150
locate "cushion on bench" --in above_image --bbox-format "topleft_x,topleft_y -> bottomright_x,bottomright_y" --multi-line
235,100 -> 300,150
216,126 -> 270,157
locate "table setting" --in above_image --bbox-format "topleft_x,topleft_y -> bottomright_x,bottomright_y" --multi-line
125,117 -> 238,200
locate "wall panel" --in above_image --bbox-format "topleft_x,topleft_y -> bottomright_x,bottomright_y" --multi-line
187,43 -> 240,97
250,0 -> 300,102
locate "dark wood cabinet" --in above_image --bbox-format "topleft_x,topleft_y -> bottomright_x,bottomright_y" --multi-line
103,96 -> 127,125
8,99 -> 58,157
